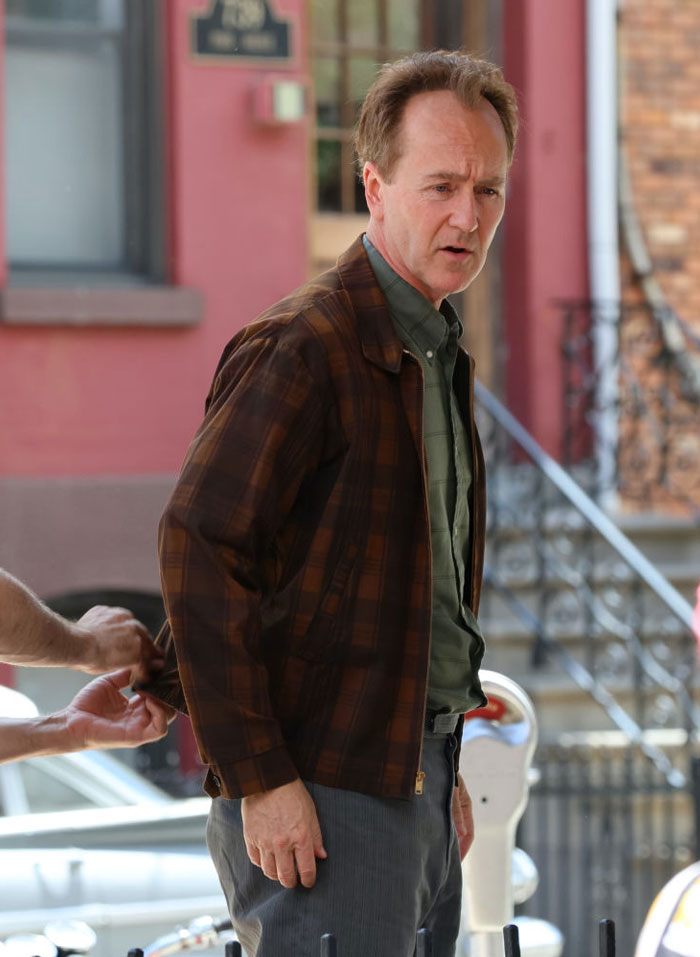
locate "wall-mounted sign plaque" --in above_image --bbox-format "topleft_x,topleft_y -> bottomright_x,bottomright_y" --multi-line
192,0 -> 292,62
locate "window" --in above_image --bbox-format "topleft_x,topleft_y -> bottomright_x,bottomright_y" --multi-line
311,0 -> 473,216
3,0 -> 165,283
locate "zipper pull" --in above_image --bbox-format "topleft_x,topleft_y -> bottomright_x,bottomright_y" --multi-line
415,770 -> 425,795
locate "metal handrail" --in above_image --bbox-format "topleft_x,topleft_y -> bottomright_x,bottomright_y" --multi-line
476,380 -> 695,630
483,565 -> 687,787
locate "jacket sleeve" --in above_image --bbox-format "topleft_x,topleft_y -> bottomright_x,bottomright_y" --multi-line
159,329 -> 327,798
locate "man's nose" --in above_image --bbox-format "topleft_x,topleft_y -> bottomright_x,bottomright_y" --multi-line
450,193 -> 478,234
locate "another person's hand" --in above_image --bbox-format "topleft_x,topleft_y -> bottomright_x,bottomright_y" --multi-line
452,773 -> 475,859
241,778 -> 327,889
59,668 -> 174,751
74,605 -> 164,683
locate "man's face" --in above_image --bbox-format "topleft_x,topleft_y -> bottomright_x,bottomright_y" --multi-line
364,90 -> 509,307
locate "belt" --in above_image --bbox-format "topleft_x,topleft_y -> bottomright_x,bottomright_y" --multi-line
424,710 -> 460,734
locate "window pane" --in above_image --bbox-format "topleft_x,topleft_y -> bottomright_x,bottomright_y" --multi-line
348,0 -> 377,48
5,0 -> 100,23
349,57 -> 378,118
19,760 -> 94,813
317,140 -> 342,212
389,0 -> 420,50
311,0 -> 338,45
314,57 -> 340,128
5,39 -> 125,267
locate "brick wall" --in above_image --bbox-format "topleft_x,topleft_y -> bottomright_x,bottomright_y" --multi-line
615,0 -> 700,515
619,0 -> 700,328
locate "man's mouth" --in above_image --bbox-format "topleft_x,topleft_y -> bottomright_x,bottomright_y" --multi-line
441,245 -> 472,257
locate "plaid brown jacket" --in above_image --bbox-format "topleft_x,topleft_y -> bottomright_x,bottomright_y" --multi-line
147,236 -> 486,801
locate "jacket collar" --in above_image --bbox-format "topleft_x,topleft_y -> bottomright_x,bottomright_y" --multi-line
336,235 -> 404,374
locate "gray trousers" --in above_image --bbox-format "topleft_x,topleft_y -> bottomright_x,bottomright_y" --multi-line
206,731 -> 462,957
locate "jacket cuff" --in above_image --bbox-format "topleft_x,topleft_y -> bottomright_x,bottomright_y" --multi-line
205,746 -> 299,799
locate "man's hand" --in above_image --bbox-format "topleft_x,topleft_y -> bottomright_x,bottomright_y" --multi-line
241,779 -> 327,889
60,668 -> 174,751
452,773 -> 475,860
74,606 -> 164,683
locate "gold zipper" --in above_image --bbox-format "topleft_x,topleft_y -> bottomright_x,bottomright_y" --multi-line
402,347 -> 432,800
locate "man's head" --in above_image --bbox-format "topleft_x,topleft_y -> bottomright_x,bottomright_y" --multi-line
357,51 -> 518,307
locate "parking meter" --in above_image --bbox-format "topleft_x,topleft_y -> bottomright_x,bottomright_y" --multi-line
460,671 -> 538,957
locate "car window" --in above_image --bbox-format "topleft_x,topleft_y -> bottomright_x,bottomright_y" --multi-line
15,760 -> 93,813
0,749 -> 171,817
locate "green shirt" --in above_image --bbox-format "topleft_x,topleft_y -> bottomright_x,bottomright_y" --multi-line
363,236 -> 485,715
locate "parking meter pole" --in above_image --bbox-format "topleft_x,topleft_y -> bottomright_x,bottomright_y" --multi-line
460,672 -> 538,956
599,919 -> 615,957
470,931 -> 510,957
503,924 -> 521,957
320,933 -> 337,956
416,927 -> 432,956
225,941 -> 242,957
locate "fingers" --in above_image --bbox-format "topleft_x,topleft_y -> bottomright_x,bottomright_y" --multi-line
294,841 -> 318,888
141,695 -> 171,737
274,846 -> 299,888
247,840 -> 317,889
104,667 -> 134,690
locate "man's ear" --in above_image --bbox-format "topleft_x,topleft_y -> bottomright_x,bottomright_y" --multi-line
363,162 -> 384,220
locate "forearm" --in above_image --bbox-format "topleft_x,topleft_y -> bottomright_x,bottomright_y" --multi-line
0,713 -> 81,764
0,569 -> 95,670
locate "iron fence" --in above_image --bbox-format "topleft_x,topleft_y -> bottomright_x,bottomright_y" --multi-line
518,744 -> 699,957
477,379 -> 699,957
560,300 -> 700,519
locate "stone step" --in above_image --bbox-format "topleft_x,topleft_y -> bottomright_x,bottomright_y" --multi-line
613,512 -> 700,569
485,669 -> 700,737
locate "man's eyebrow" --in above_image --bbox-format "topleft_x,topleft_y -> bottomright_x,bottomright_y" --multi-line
421,171 -> 507,186
421,171 -> 466,183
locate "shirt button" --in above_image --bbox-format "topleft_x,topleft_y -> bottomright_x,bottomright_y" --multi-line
426,350 -> 434,359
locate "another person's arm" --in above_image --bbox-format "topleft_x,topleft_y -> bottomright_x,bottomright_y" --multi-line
0,668 -> 172,764
0,569 -> 163,682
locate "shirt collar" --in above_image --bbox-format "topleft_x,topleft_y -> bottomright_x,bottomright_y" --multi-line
362,235 -> 463,363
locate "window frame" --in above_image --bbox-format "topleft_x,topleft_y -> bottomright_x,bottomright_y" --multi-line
0,0 -> 202,326
3,0 -> 167,285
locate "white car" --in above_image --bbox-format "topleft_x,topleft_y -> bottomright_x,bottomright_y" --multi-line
0,685 -> 227,957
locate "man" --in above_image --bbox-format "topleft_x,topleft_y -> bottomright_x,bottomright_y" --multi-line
151,50 -> 517,956
0,567 -> 171,762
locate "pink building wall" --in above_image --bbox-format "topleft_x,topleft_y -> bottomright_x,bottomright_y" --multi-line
0,0 -> 309,480
502,0 -> 589,456
0,0 -> 310,615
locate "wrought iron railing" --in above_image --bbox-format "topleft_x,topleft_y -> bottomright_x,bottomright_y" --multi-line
560,300 -> 700,519
476,380 -> 699,957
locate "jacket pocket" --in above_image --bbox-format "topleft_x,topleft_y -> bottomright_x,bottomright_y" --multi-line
291,541 -> 360,661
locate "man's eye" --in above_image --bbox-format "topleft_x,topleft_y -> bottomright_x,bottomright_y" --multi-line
434,184 -> 450,193
478,187 -> 499,197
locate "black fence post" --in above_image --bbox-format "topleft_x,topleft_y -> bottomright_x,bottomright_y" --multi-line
692,756 -> 700,860
599,919 -> 615,957
225,941 -> 243,957
503,924 -> 521,957
320,933 -> 337,956
416,928 -> 432,957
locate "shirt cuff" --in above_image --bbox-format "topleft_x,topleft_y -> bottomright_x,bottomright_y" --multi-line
205,746 -> 299,799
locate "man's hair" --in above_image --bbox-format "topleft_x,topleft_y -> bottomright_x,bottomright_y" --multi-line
355,50 -> 519,179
